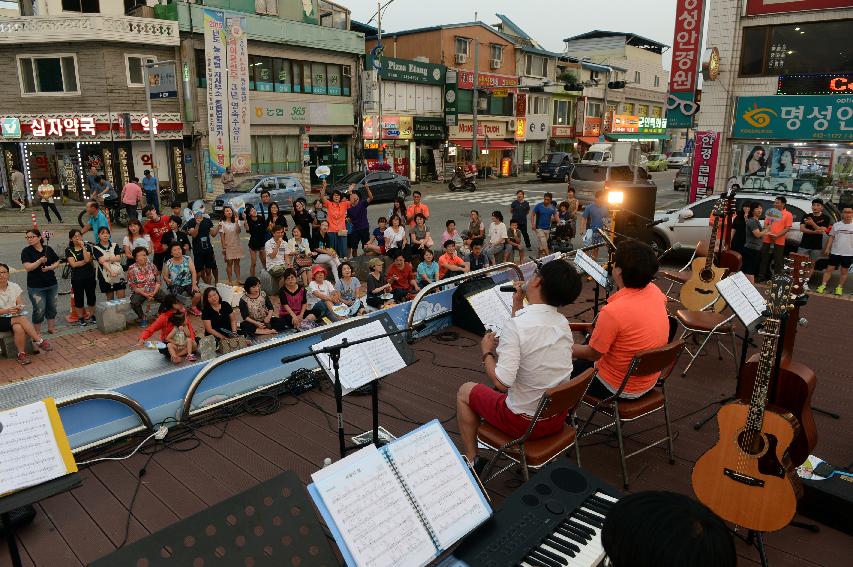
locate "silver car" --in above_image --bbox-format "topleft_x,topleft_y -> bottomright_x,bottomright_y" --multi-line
667,151 -> 689,169
568,163 -> 655,205
213,175 -> 306,217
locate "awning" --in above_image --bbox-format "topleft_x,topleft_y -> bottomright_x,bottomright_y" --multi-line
451,139 -> 517,150
577,136 -> 600,145
604,132 -> 670,141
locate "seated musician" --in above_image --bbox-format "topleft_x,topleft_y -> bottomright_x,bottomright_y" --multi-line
601,491 -> 735,567
456,260 -> 582,470
573,240 -> 669,399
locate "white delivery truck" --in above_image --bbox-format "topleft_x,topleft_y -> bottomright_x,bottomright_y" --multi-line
581,141 -> 638,164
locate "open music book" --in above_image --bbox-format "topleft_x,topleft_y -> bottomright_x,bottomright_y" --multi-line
716,271 -> 767,330
310,319 -> 407,394
0,398 -> 77,496
308,420 -> 492,567
574,249 -> 610,289
465,284 -> 518,335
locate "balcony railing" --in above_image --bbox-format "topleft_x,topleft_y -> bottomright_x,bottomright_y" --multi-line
0,15 -> 179,46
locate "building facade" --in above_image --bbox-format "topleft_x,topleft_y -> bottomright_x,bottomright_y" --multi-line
696,0 -> 852,195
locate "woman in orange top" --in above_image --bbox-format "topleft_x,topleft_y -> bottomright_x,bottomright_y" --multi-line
320,180 -> 350,259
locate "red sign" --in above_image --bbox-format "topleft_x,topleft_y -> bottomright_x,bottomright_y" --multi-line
746,0 -> 853,15
669,0 -> 705,94
551,126 -> 574,138
689,131 -> 720,203
582,117 -> 601,137
516,93 -> 527,117
608,113 -> 640,133
457,71 -> 519,89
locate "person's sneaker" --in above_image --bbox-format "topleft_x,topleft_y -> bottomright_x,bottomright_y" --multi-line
36,339 -> 52,351
815,284 -> 827,294
19,204 -> 25,212
78,318 -> 89,327
138,319 -> 149,328
17,352 -> 31,365
186,353 -> 198,362
88,316 -> 97,325
834,286 -> 843,296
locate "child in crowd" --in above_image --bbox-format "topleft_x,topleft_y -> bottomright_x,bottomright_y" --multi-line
416,248 -> 439,288
366,216 -> 387,255
507,219 -> 525,263
467,239 -> 490,271
165,310 -> 198,363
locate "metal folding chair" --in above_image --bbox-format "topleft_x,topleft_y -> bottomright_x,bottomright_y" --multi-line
660,240 -> 708,301
675,303 -> 738,378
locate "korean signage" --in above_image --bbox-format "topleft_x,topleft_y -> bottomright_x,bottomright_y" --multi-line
147,62 -> 178,100
515,118 -> 526,141
362,116 -> 413,139
516,94 -> 527,117
609,113 -> 639,133
374,56 -> 445,85
457,71 -> 519,90
204,8 -> 228,176
449,121 -> 508,140
777,73 -> 853,96
638,116 -> 668,133
445,69 -> 458,126
251,102 -> 354,126
525,116 -> 549,140
172,146 -> 186,197
745,0 -> 853,15
413,117 -> 444,139
551,125 -> 574,138
732,95 -> 853,141
689,131 -> 720,203
582,117 -> 602,137
0,114 -> 182,141
667,0 -> 705,128
226,15 -> 251,173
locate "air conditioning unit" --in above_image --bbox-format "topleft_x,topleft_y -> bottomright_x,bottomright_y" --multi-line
490,59 -> 501,69
455,53 -> 468,64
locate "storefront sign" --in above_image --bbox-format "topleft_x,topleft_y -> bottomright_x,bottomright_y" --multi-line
777,73 -> 853,96
689,131 -> 720,203
413,117 -> 444,139
1,117 -> 21,138
449,121 -> 508,139
251,102 -> 354,126
445,71 -> 458,126
582,117 -> 602,136
173,145 -> 186,197
551,125 -> 574,138
515,118 -> 526,141
745,0 -> 853,15
609,113 -> 640,133
204,7 -> 229,176
516,93 -> 526,117
148,62 -> 178,100
362,70 -> 378,113
102,148 -> 115,187
226,15 -> 251,173
492,89 -> 509,98
667,0 -> 705,128
117,147 -> 130,187
63,160 -> 77,196
374,56 -> 445,85
31,117 -> 98,138
363,115 -> 414,140
701,47 -> 720,82
732,95 -> 853,140
525,116 -> 549,140
638,116 -> 668,133
457,71 -> 519,90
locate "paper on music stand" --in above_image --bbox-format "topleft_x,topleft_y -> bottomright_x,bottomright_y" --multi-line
0,399 -> 77,495
574,250 -> 610,289
311,319 -> 406,394
716,272 -> 766,329
465,285 -> 516,335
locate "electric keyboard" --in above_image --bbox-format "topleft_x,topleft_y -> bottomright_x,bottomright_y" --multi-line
441,458 -> 622,567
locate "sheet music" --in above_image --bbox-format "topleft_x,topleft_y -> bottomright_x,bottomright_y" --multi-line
466,286 -> 513,335
311,320 -> 407,393
716,272 -> 765,329
310,444 -> 437,567
574,250 -> 609,288
386,422 -> 491,550
0,401 -> 69,494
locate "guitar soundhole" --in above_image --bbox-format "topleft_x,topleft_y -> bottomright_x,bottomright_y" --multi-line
699,268 -> 715,283
737,430 -> 766,456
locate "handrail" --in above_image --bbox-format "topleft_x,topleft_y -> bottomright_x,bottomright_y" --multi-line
406,261 -> 524,332
179,316 -> 365,422
56,390 -> 155,454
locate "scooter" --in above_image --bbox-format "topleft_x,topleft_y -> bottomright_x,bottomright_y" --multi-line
448,164 -> 477,192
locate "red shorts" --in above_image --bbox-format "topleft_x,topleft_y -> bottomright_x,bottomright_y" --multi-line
469,384 -> 567,440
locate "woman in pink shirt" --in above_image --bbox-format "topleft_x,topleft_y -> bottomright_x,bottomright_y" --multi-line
320,180 -> 350,259
121,176 -> 144,222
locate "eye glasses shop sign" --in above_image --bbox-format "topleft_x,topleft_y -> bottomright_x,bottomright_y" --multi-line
732,95 -> 853,140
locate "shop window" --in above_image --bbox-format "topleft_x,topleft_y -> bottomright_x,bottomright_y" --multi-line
302,62 -> 313,93
740,20 -> 853,76
274,59 -> 291,93
342,65 -> 351,96
457,89 -> 473,114
292,60 -> 303,93
126,55 -> 157,87
62,0 -> 99,13
740,27 -> 767,76
253,56 -> 274,91
312,63 -> 327,94
251,135 -> 300,174
326,64 -> 341,95
18,54 -> 79,96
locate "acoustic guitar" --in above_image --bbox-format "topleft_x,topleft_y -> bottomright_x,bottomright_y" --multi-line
679,190 -> 737,312
736,254 -> 817,467
692,270 -> 801,533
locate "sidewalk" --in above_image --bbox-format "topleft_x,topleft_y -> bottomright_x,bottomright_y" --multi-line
0,202 -> 83,233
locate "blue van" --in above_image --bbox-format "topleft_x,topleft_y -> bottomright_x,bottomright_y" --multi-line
537,152 -> 575,183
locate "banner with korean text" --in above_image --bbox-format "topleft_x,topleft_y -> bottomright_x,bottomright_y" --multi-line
667,0 -> 705,128
689,131 -> 720,203
732,95 -> 853,141
204,8 -> 229,177
226,15 -> 250,173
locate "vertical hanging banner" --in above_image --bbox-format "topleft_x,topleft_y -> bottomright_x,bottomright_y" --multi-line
204,8 -> 229,177
226,15 -> 251,173
689,131 -> 720,203
667,0 -> 705,128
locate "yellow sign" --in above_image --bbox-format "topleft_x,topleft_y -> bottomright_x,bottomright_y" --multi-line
492,88 -> 509,97
515,118 -> 526,141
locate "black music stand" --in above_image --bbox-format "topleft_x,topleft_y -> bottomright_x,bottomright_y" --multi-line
0,473 -> 81,567
281,313 -> 415,458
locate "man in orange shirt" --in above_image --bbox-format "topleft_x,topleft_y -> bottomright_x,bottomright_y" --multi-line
573,240 -> 669,398
405,191 -> 430,227
439,240 -> 469,279
757,196 -> 793,282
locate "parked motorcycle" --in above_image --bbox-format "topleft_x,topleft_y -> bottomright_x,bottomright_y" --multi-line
448,164 -> 477,192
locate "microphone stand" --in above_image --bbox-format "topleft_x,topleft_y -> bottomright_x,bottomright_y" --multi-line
281,325 -> 415,458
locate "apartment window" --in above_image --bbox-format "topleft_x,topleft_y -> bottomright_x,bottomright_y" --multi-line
126,55 -> 156,87
590,70 -> 600,82
490,44 -> 503,63
534,96 -> 547,115
292,60 -> 303,92
587,101 -> 602,117
525,55 -> 547,77
553,100 -> 570,125
326,64 -> 341,95
455,37 -> 471,57
651,106 -> 663,118
312,62 -> 327,94
542,58 -> 548,77
18,54 -> 79,96
740,20 -> 853,76
301,62 -> 313,92
653,75 -> 660,87
634,71 -> 641,83
62,0 -> 99,12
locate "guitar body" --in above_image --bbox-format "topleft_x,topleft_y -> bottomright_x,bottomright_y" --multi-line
692,402 -> 801,532
680,257 -> 728,312
738,357 -> 818,467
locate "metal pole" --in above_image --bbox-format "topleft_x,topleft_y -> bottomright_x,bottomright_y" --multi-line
144,63 -> 157,177
472,41 -> 479,163
377,1 -> 383,165
601,67 -> 610,141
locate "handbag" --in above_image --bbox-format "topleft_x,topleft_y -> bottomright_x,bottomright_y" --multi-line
219,335 -> 249,354
295,254 -> 313,268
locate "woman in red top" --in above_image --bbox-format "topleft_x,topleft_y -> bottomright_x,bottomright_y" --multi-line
137,294 -> 197,362
320,180 -> 350,260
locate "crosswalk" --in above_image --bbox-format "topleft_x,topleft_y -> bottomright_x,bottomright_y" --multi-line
426,187 -> 563,206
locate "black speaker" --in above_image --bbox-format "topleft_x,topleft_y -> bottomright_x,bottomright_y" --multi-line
451,276 -> 497,336
614,184 -> 657,244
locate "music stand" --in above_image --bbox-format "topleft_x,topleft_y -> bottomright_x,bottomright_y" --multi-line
280,313 -> 414,459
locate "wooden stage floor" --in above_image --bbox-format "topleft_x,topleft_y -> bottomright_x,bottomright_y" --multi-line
2,288 -> 852,566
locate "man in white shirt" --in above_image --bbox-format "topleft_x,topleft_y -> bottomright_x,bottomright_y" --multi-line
264,224 -> 289,282
487,210 -> 509,262
456,259 -> 583,468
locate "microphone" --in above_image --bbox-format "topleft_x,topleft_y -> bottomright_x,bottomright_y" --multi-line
646,218 -> 667,228
499,282 -> 526,293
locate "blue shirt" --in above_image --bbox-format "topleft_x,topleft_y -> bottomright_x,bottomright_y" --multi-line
533,202 -> 556,230
582,204 -> 609,230
372,227 -> 385,246
416,260 -> 438,285
87,211 -> 109,240
142,176 -> 159,193
348,200 -> 370,231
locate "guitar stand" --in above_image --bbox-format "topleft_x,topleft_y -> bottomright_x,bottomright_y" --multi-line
694,326 -> 757,431
746,530 -> 769,567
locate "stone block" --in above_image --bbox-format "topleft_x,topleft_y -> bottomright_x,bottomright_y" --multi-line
259,269 -> 279,297
0,330 -> 33,358
95,299 -> 130,334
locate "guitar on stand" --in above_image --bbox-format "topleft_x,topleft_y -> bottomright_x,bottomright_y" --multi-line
680,186 -> 740,312
692,269 -> 801,536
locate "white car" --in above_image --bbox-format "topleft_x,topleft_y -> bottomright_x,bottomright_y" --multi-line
648,191 -> 842,254
667,151 -> 690,169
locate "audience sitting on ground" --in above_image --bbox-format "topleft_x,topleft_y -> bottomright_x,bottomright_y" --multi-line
137,294 -> 197,363
238,276 -> 288,336
366,257 -> 395,310
307,265 -> 342,322
507,219 -> 525,263
416,248 -> 439,289
164,310 -> 198,363
438,239 -> 469,280
410,213 -> 434,256
386,250 -> 420,302
336,262 -> 364,317
443,219 -> 465,254
278,268 -> 317,330
127,247 -> 167,327
365,216 -> 387,256
200,287 -> 238,340
311,220 -> 342,284
467,239 -> 492,272
383,214 -> 408,258
0,262 -> 53,366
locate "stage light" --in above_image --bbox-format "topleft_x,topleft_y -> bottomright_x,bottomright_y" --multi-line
607,190 -> 624,205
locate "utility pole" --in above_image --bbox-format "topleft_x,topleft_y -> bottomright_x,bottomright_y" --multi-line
377,1 -> 383,165
601,67 -> 610,141
144,62 -> 158,177
471,41 -> 479,162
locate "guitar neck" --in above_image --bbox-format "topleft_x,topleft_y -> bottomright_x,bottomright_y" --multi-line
704,219 -> 720,270
746,317 -> 781,434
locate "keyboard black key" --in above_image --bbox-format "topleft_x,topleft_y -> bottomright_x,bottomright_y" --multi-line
545,536 -> 579,556
565,518 -> 595,537
589,494 -> 615,510
556,524 -> 589,544
529,549 -> 562,567
524,555 -> 549,567
584,498 -> 610,516
536,546 -> 568,565
574,509 -> 604,528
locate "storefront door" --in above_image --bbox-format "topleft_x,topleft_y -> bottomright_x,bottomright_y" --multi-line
309,138 -> 348,186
